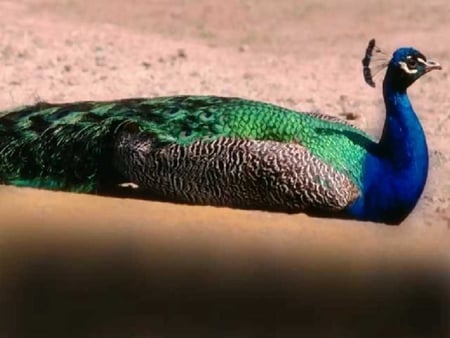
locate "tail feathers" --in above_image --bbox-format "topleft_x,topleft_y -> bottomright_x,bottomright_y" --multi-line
0,115 -> 130,194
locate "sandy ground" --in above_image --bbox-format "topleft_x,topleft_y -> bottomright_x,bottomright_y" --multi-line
0,0 -> 449,336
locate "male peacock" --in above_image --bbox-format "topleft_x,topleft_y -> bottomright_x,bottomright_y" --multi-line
0,39 -> 441,224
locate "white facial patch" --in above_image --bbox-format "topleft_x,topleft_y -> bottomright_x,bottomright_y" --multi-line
417,57 -> 427,66
399,61 -> 418,74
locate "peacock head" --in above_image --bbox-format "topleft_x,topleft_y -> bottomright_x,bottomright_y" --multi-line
362,39 -> 442,90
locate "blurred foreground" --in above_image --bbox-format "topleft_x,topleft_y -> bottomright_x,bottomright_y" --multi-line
0,188 -> 449,337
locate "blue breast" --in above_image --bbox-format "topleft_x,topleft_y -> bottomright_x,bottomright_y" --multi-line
346,152 -> 428,224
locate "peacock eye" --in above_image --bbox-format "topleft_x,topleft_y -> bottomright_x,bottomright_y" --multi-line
407,58 -> 418,69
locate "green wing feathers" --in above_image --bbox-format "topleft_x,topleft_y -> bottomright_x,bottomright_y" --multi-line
0,95 -> 374,193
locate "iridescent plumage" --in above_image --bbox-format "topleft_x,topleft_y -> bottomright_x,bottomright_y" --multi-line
0,40 -> 441,224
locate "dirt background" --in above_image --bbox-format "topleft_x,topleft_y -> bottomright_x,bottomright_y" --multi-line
0,0 -> 449,336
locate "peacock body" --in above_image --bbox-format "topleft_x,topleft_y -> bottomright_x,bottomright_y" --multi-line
0,40 -> 441,224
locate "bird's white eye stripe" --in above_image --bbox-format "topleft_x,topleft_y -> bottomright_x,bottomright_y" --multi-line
399,61 -> 418,74
417,57 -> 427,65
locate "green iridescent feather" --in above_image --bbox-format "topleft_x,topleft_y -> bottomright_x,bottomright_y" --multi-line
0,96 -> 373,193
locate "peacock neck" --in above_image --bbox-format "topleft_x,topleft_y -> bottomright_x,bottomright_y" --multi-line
378,78 -> 428,175
356,75 -> 430,224
348,75 -> 430,224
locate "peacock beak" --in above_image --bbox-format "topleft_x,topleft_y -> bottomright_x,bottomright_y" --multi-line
423,59 -> 442,73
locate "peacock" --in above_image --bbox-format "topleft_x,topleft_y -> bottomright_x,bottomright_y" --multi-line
0,39 -> 441,224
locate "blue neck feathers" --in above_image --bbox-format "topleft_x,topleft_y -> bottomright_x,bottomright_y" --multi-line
347,70 -> 429,224
379,75 -> 428,172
